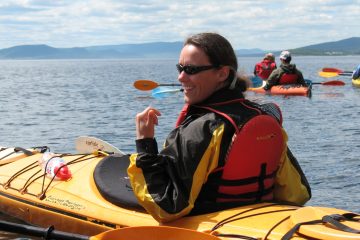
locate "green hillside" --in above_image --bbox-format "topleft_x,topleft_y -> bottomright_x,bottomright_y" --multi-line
290,37 -> 360,55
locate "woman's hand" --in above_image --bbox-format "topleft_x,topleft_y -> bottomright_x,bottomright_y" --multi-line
135,106 -> 161,139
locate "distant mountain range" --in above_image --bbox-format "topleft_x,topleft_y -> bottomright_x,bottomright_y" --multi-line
0,37 -> 359,59
288,37 -> 360,56
0,42 -> 184,59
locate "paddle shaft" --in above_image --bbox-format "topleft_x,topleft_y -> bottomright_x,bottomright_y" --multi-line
311,82 -> 327,85
158,83 -> 181,87
338,72 -> 352,76
0,220 -> 88,240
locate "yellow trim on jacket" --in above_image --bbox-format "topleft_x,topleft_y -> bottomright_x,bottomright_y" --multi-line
127,124 -> 225,222
273,129 -> 310,205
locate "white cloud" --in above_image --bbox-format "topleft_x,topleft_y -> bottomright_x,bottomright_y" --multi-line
0,0 -> 359,50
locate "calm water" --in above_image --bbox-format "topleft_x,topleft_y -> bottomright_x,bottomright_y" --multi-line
0,56 -> 359,239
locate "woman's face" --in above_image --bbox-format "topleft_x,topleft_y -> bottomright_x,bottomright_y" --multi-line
177,44 -> 228,105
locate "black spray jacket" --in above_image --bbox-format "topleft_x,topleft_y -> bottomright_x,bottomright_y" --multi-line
128,87 -> 311,222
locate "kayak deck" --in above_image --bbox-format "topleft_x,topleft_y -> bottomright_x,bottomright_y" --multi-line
1,149 -> 359,240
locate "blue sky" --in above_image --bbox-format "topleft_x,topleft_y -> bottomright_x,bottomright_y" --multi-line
0,0 -> 359,50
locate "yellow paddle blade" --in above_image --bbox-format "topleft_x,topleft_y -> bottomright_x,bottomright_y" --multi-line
134,80 -> 158,91
90,226 -> 221,240
318,71 -> 339,78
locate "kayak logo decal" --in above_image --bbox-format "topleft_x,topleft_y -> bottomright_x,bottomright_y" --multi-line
85,140 -> 105,151
44,195 -> 86,211
256,133 -> 276,141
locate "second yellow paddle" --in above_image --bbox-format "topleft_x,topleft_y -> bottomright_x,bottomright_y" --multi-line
318,71 -> 352,78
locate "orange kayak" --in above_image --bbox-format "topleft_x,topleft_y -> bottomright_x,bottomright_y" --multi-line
248,81 -> 311,97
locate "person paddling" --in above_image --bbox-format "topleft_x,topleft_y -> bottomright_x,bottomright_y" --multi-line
352,64 -> 360,79
253,53 -> 277,80
129,33 -> 311,223
263,50 -> 307,90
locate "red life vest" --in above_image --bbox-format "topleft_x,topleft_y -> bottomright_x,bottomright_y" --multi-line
279,73 -> 298,85
255,60 -> 276,80
198,102 -> 284,203
216,114 -> 284,203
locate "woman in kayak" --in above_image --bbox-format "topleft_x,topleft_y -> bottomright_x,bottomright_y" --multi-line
129,33 -> 311,223
263,50 -> 308,90
253,52 -> 277,80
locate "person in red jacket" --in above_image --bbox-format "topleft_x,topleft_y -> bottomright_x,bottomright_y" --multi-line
253,53 -> 277,80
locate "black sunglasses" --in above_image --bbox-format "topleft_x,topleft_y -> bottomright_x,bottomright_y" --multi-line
176,64 -> 219,75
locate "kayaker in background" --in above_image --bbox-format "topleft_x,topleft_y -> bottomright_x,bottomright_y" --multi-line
352,64 -> 360,79
253,52 -> 277,80
129,33 -> 311,223
263,50 -> 307,90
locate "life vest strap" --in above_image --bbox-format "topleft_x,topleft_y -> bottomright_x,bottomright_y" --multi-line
197,105 -> 240,134
216,185 -> 274,199
207,169 -> 277,186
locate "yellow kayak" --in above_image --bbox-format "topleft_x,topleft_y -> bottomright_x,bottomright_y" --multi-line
0,145 -> 359,240
352,78 -> 360,87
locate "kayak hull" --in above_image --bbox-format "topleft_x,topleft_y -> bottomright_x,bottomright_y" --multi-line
0,148 -> 359,240
248,82 -> 311,97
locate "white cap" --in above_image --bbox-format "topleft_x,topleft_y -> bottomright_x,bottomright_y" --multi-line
279,50 -> 291,61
